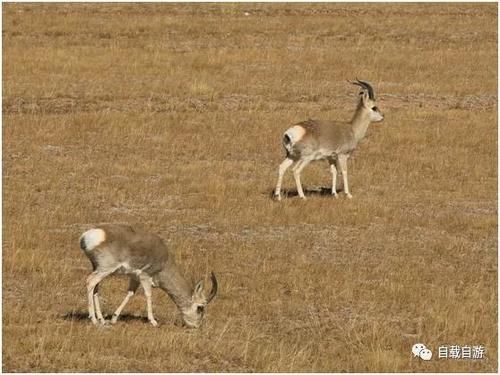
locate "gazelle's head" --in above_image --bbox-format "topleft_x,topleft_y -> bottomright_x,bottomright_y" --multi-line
351,79 -> 384,122
181,272 -> 218,328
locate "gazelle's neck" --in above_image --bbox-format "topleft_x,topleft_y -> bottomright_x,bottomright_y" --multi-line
156,265 -> 193,310
350,103 -> 372,141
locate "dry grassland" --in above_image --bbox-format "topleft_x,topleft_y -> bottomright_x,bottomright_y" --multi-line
3,3 -> 497,372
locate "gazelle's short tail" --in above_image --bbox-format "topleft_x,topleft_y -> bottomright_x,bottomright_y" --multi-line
282,133 -> 293,156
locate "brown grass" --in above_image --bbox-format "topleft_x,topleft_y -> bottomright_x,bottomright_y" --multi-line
3,3 -> 497,372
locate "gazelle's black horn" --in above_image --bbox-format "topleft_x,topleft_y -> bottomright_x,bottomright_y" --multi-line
355,78 -> 375,100
207,272 -> 218,303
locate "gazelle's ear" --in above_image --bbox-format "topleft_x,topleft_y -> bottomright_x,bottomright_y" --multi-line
361,90 -> 370,105
193,280 -> 204,296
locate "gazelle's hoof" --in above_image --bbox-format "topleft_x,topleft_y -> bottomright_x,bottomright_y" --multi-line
332,192 -> 338,198
111,315 -> 119,324
150,319 -> 159,327
299,195 -> 307,200
346,193 -> 353,199
274,194 -> 282,201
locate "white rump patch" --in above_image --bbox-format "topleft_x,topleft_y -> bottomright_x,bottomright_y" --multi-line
81,228 -> 106,251
284,125 -> 306,145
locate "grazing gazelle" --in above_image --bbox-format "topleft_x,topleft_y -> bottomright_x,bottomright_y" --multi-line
274,79 -> 384,200
79,224 -> 218,328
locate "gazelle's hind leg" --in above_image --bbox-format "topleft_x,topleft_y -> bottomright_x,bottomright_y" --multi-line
293,159 -> 311,199
86,270 -> 114,325
93,284 -> 105,323
139,275 -> 158,327
274,158 -> 294,200
111,278 -> 140,324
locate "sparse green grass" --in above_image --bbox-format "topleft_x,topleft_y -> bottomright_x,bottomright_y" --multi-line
3,3 -> 497,372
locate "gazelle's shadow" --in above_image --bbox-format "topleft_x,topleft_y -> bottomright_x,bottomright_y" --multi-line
62,311 -> 149,323
269,186 -> 343,199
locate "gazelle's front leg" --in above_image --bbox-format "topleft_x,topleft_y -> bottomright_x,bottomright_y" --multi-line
328,158 -> 338,198
337,155 -> 352,199
111,278 -> 140,324
139,275 -> 158,327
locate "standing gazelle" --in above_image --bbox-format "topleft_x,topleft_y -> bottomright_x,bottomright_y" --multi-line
79,224 -> 218,328
274,79 -> 384,200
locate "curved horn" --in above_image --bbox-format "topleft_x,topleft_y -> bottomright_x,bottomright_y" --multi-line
206,272 -> 218,303
355,78 -> 375,100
